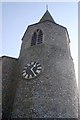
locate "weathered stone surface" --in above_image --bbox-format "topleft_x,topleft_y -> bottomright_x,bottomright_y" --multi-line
2,56 -> 18,118
79,97 -> 80,119
11,20 -> 78,118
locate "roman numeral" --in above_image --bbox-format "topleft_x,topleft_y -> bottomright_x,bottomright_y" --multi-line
36,70 -> 40,74
25,74 -> 28,79
22,72 -> 26,77
29,74 -> 32,79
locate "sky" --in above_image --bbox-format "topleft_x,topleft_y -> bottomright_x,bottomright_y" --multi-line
1,2 -> 78,85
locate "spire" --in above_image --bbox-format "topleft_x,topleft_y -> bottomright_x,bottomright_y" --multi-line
39,10 -> 55,23
46,5 -> 48,11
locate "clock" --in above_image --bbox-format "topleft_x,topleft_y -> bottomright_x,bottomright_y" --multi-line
22,61 -> 42,79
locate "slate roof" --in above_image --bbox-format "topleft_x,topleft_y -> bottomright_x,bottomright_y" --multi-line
39,10 -> 55,23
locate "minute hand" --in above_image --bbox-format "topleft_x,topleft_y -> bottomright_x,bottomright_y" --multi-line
31,64 -> 36,70
31,67 -> 36,76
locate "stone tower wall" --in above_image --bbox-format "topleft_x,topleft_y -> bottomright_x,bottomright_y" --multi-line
2,56 -> 18,118
12,21 -> 78,118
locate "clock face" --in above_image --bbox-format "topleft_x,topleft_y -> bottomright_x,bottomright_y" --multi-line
22,61 -> 42,79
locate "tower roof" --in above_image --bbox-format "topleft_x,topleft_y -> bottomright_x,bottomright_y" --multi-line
39,10 -> 55,23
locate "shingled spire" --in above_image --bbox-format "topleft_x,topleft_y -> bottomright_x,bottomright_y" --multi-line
39,10 -> 55,23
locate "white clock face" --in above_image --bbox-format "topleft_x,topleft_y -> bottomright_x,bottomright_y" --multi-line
22,62 -> 42,79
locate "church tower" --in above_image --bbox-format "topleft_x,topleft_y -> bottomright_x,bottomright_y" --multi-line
11,10 -> 78,118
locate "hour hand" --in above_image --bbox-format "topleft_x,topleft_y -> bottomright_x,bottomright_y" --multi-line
31,68 -> 36,76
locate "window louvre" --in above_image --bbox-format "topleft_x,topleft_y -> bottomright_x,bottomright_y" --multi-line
37,30 -> 43,44
31,32 -> 37,46
31,29 -> 43,46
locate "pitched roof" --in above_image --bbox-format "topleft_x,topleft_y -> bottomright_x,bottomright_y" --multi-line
39,10 -> 55,23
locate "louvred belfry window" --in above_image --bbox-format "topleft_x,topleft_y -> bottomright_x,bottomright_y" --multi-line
31,32 -> 37,46
31,29 -> 43,46
37,30 -> 43,44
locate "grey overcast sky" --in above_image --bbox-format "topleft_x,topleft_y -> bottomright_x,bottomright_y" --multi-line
1,2 -> 78,85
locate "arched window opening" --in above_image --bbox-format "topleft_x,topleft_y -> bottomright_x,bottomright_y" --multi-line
31,32 -> 37,46
37,30 -> 43,44
31,29 -> 43,46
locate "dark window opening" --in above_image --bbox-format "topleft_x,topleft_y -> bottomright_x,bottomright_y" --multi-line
31,29 -> 43,46
31,32 -> 37,46
37,30 -> 43,44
